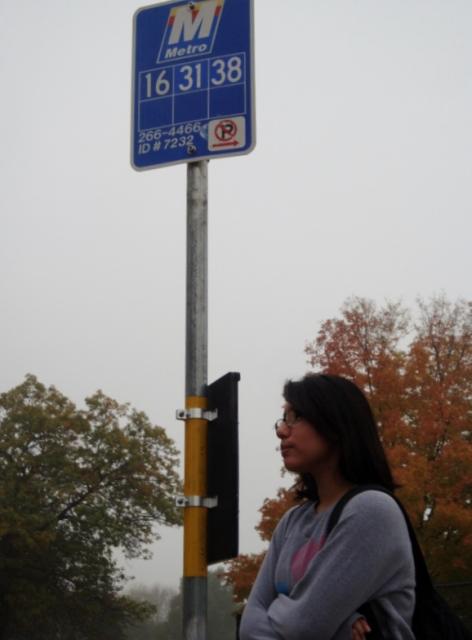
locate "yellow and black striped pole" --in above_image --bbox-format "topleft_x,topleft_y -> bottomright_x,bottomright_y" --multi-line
183,159 -> 209,640
184,395 -> 208,578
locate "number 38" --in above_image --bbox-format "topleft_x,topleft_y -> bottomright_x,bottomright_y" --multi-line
211,56 -> 243,85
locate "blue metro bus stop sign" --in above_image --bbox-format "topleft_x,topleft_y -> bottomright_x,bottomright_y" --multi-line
131,0 -> 255,170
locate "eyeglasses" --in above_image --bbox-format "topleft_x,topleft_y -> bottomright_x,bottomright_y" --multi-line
274,411 -> 303,435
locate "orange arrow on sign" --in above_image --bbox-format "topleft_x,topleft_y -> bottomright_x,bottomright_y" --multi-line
213,140 -> 240,148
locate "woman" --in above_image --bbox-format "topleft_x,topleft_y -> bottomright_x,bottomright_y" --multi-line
239,374 -> 415,640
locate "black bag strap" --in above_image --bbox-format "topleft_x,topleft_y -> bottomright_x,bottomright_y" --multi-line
326,484 -> 434,593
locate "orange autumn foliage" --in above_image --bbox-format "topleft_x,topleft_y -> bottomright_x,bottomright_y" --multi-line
221,553 -> 266,604
223,296 -> 472,603
255,488 -> 299,543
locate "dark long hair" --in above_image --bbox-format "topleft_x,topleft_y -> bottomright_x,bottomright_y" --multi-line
283,374 -> 398,501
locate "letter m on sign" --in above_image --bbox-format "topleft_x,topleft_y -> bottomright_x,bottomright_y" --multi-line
157,0 -> 224,62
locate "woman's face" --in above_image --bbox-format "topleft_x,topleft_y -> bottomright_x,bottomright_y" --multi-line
277,403 -> 337,474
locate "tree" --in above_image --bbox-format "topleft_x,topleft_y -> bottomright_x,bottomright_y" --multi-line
224,296 -> 472,612
125,584 -> 176,640
159,572 -> 236,640
0,375 -> 182,640
220,552 -> 266,605
222,487 -> 299,603
126,573 -> 236,640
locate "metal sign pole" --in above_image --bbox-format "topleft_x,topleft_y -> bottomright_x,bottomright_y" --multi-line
131,4 -> 254,637
183,159 -> 209,640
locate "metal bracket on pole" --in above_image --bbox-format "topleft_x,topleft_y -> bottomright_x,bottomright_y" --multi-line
176,495 -> 218,509
175,408 -> 218,421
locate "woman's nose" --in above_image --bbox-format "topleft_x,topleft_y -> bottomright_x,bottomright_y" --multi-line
276,424 -> 290,439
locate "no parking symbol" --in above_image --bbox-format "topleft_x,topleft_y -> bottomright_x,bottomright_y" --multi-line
209,116 -> 246,151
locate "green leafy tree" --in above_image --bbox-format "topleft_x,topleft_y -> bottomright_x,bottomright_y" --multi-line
0,375 -> 182,640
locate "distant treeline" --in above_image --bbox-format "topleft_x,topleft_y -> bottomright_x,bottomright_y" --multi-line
125,572 -> 236,640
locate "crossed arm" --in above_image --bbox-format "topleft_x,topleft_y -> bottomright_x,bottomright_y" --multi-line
239,492 -> 414,640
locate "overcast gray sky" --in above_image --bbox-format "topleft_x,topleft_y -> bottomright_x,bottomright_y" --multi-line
1,0 -> 471,589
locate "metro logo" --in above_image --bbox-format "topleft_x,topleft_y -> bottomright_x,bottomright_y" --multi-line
157,1 -> 224,62
168,2 -> 222,44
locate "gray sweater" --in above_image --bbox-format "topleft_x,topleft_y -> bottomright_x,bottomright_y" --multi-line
239,490 -> 416,640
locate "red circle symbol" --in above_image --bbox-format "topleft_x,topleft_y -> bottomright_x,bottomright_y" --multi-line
215,119 -> 238,142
